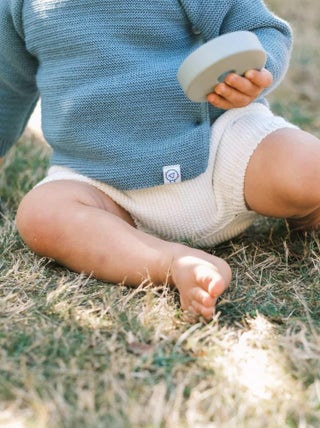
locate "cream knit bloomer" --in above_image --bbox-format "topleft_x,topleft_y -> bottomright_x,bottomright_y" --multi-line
36,103 -> 297,248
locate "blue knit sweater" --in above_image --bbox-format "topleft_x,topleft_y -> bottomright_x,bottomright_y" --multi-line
0,0 -> 292,190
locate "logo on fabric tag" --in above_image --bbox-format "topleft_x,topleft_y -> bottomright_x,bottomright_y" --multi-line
163,165 -> 181,184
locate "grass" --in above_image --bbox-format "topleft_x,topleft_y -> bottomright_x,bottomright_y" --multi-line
1,1 -> 320,426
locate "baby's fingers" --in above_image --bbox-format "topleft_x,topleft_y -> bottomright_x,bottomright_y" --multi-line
244,68 -> 273,90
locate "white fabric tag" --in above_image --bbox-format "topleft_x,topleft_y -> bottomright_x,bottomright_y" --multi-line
163,164 -> 181,184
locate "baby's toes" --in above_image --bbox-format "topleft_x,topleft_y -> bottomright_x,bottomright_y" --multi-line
190,299 -> 215,320
195,266 -> 227,299
207,273 -> 228,300
191,286 -> 215,307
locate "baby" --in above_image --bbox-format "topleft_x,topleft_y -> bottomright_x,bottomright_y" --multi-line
1,0 -> 320,320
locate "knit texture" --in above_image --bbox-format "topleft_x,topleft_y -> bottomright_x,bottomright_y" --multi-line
36,104 -> 297,247
0,0 -> 292,190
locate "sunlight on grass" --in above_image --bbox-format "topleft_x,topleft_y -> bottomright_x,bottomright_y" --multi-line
0,409 -> 28,428
222,317 -> 287,401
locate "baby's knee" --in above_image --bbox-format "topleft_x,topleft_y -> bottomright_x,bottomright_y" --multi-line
16,187 -> 57,255
245,128 -> 320,217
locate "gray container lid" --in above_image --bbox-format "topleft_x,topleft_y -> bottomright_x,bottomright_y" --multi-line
177,31 -> 266,102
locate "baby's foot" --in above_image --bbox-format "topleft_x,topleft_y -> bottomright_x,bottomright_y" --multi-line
171,254 -> 231,320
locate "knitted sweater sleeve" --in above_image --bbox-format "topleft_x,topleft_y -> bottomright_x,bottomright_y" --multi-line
0,0 -> 39,156
180,0 -> 292,94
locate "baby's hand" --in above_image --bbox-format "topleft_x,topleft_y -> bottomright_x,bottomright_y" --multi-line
207,68 -> 273,109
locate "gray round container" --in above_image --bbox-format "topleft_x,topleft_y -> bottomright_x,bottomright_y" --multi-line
177,31 -> 266,102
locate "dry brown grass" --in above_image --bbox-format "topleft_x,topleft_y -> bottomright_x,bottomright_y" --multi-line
1,1 -> 320,427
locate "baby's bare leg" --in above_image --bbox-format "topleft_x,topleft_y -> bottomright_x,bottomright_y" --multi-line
16,180 -> 231,319
245,128 -> 320,227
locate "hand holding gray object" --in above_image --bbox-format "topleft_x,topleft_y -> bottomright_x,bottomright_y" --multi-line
177,31 -> 266,102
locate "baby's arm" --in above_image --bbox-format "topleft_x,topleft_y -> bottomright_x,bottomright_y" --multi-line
207,68 -> 273,110
0,1 -> 39,158
188,0 -> 292,109
0,157 -> 3,215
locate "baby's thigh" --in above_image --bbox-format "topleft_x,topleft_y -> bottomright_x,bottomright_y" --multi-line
16,180 -> 134,249
18,179 -> 121,215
